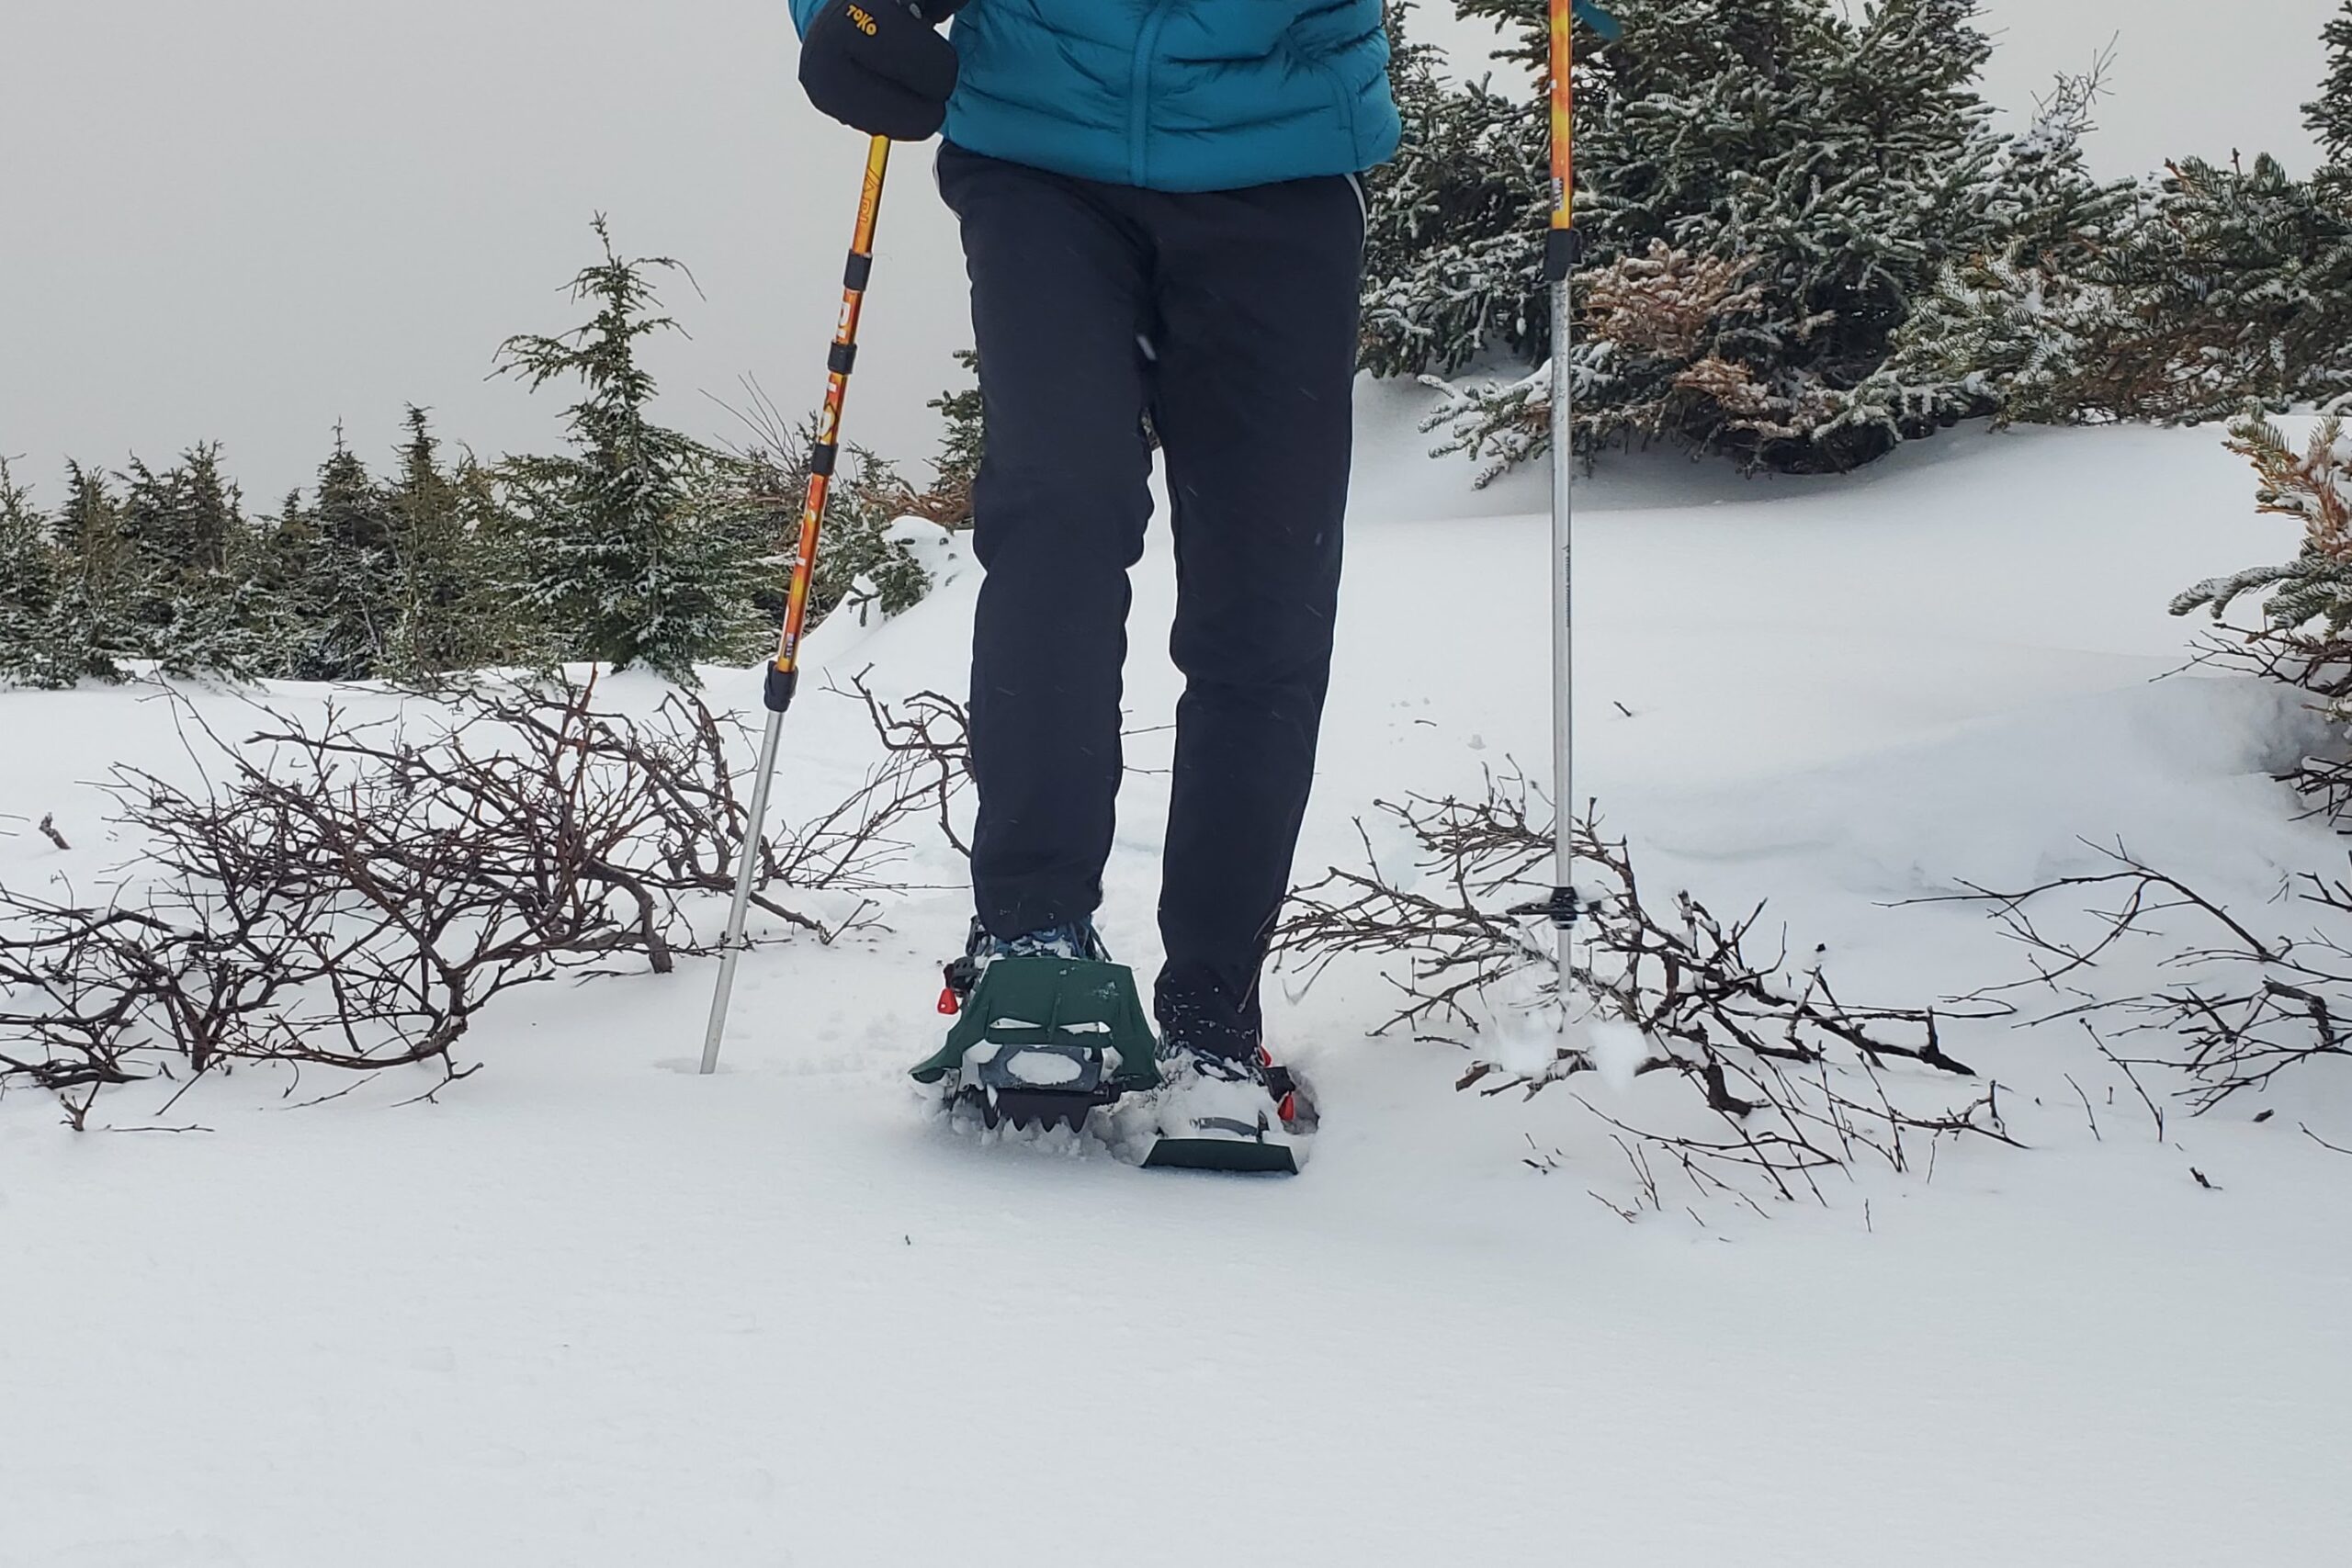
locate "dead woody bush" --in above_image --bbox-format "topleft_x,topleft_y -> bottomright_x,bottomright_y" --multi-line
1274,768 -> 2017,1202
0,676 -> 944,1124
1925,840 -> 2352,1121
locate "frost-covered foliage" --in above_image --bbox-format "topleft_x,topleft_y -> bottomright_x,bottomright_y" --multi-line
1929,155 -> 2352,429
2077,156 -> 2352,423
1385,0 -> 2352,476
1374,0 -> 2030,474
2175,416 -> 2352,660
1425,243 -> 1777,484
1893,14 -> 2352,431
1580,0 -> 2008,471
1360,1 -> 1553,381
1865,59 -> 2143,429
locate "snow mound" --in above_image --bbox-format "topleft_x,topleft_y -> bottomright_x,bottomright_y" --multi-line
4,417 -> 2346,1567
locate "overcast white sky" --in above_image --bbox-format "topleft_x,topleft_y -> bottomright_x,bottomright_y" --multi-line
0,0 -> 2332,502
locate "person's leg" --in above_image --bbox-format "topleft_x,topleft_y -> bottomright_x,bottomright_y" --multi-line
1144,174 -> 1365,1058
939,145 -> 1156,941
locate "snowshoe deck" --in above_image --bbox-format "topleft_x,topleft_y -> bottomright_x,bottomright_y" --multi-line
915,956 -> 1321,1171
911,954 -> 1160,1131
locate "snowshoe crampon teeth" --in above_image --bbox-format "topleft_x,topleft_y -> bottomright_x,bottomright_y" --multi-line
960,1087 -> 1106,1134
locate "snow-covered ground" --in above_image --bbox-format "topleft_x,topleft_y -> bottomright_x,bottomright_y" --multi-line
5,408 -> 2349,1566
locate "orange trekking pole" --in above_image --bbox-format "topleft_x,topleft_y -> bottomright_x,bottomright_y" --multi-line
702,135 -> 893,1075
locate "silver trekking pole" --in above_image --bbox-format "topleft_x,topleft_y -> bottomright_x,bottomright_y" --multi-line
1517,1 -> 1620,992
702,134 -> 894,1075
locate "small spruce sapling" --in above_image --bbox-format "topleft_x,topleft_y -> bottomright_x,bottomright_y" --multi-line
380,409 -> 531,680
275,429 -> 400,680
496,219 -> 763,684
1868,50 -> 2145,429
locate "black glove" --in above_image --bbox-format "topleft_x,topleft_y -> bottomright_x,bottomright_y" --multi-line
798,0 -> 965,142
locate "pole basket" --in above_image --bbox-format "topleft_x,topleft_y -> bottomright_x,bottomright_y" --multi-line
1511,886 -> 1585,931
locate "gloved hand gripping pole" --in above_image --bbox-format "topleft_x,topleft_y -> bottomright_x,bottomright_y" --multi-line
701,135 -> 893,1076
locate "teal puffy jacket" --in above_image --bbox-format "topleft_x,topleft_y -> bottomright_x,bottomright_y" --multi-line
790,0 -> 1400,192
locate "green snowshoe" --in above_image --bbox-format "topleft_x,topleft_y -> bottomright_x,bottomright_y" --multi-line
912,924 -> 1315,1174
910,952 -> 1161,1132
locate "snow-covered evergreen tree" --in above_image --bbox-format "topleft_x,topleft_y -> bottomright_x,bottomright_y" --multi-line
274,432 -> 400,680
0,462 -> 60,684
496,220 -> 762,685
383,408 -> 522,680
2079,154 -> 2352,423
2312,0 -> 2352,172
42,463 -> 141,686
1376,0 -> 2024,473
1867,57 -> 2145,427
119,446 -> 276,680
1361,0 -> 1553,380
1606,0 -> 2016,468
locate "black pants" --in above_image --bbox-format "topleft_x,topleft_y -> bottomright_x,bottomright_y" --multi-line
938,143 -> 1363,1060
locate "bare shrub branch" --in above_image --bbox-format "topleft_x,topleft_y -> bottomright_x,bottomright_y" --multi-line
0,674 -> 940,1119
827,670 -> 975,859
1922,839 -> 2352,1115
1274,765 -> 2014,1201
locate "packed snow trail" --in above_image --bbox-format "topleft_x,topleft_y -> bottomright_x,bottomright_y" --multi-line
4,414 -> 2347,1566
